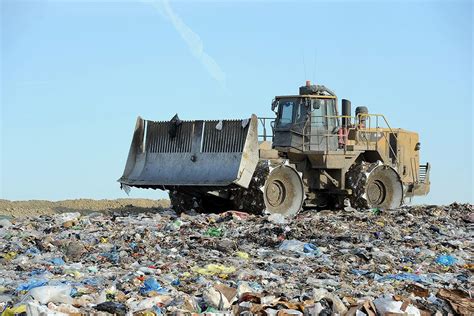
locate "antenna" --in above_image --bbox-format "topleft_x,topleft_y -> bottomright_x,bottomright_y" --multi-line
313,48 -> 317,82
302,50 -> 307,82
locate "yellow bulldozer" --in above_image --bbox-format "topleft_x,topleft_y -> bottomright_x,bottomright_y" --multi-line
118,81 -> 430,216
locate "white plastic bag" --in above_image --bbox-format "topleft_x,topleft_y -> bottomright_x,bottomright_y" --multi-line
55,212 -> 81,224
26,302 -> 68,316
29,285 -> 72,305
373,295 -> 421,316
278,239 -> 305,252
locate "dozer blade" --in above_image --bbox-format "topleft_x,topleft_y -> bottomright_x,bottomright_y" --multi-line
118,115 -> 259,189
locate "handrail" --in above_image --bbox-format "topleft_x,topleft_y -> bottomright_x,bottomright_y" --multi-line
301,113 -> 399,166
258,117 -> 274,141
358,114 -> 399,166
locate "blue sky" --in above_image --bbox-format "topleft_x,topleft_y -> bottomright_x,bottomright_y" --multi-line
1,0 -> 472,204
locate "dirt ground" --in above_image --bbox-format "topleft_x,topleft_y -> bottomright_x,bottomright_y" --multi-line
0,198 -> 170,218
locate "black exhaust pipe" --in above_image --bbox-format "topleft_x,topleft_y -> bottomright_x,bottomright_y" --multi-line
341,99 -> 351,127
355,106 -> 369,128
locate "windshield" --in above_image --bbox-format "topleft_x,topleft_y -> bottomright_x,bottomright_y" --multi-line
277,98 -> 308,128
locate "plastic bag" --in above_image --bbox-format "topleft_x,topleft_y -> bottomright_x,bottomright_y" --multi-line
15,279 -> 48,292
435,254 -> 457,266
29,285 -> 73,304
140,277 -> 167,295
373,294 -> 421,316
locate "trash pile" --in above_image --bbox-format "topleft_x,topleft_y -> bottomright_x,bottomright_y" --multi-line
0,203 -> 473,315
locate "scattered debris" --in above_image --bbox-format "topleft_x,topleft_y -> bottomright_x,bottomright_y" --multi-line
0,203 -> 472,315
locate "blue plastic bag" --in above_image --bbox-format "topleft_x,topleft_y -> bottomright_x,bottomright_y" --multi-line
303,243 -> 319,254
16,278 -> 48,292
140,277 -> 167,295
25,247 -> 41,255
101,251 -> 119,264
351,269 -> 370,276
377,273 -> 424,283
82,278 -> 100,287
435,254 -> 457,266
171,278 -> 180,286
50,257 -> 65,266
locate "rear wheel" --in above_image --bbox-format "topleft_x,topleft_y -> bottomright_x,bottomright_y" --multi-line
347,162 -> 403,209
263,165 -> 304,216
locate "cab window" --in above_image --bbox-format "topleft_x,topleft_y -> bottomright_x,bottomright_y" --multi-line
279,101 -> 294,126
312,99 -> 327,126
295,100 -> 307,123
326,99 -> 337,128
312,99 -> 337,128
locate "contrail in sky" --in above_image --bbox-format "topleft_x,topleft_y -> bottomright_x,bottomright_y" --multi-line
144,0 -> 227,89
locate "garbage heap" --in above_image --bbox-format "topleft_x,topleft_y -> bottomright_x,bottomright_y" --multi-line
0,203 -> 473,315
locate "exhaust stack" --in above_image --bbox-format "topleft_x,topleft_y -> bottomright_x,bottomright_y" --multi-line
356,106 -> 369,128
341,99 -> 351,127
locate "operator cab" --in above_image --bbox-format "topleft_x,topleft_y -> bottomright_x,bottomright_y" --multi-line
272,81 -> 339,153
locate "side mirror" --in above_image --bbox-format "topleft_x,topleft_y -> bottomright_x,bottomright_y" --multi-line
312,99 -> 321,109
271,99 -> 279,112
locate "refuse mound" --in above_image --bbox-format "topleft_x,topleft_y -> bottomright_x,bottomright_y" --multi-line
0,203 -> 472,315
0,198 -> 169,218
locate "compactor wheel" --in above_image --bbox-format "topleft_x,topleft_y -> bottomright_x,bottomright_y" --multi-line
229,161 -> 269,214
263,165 -> 304,217
169,190 -> 203,213
169,161 -> 270,215
169,190 -> 233,213
348,162 -> 403,209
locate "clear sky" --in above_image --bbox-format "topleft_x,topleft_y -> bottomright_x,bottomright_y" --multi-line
1,0 -> 472,204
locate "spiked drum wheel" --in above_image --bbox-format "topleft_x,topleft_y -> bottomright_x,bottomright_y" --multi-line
348,162 -> 404,209
263,165 -> 304,216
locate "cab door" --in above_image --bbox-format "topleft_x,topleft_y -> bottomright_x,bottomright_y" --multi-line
273,98 -> 307,150
309,98 -> 338,151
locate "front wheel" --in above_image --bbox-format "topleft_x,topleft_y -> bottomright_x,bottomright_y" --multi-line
263,165 -> 305,216
169,190 -> 203,213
